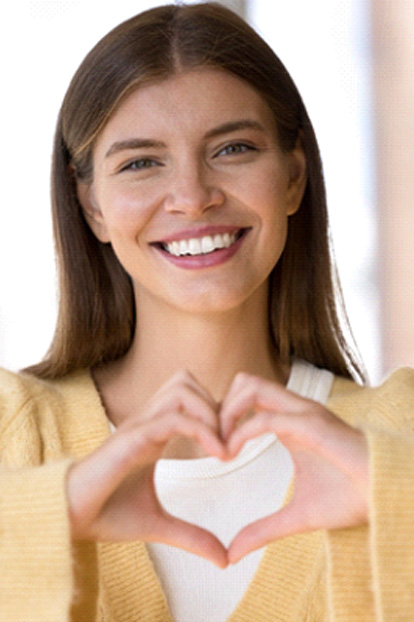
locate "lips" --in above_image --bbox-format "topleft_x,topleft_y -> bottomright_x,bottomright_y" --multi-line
151,227 -> 249,269
152,227 -> 247,257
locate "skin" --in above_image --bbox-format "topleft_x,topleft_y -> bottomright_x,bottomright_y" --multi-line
69,68 -> 369,568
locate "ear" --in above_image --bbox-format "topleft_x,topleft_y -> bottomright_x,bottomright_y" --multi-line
76,181 -> 111,243
286,138 -> 307,216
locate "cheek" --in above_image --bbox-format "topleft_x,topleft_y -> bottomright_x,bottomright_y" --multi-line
250,175 -> 290,267
239,160 -> 290,209
98,186 -> 156,239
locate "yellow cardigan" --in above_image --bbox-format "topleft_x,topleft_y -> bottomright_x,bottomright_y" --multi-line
1,366 -> 414,622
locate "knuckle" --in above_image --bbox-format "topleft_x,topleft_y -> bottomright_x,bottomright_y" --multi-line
163,410 -> 183,428
238,372 -> 262,395
144,410 -> 178,433
300,404 -> 330,438
257,410 -> 274,427
173,368 -> 193,383
234,371 -> 250,385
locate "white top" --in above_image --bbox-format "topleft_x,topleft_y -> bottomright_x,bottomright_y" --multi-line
110,360 -> 334,622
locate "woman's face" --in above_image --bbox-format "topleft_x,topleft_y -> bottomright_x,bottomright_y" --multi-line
78,68 -> 306,315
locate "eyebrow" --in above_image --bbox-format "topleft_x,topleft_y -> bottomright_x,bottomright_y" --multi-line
104,119 -> 266,158
105,138 -> 166,158
204,119 -> 266,139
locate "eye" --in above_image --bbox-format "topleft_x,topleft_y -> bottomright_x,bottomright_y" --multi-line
119,158 -> 161,172
215,142 -> 257,157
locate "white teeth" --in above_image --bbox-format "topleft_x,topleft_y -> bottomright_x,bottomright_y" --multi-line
213,234 -> 225,249
170,241 -> 180,255
164,232 -> 238,256
201,235 -> 215,253
188,238 -> 202,255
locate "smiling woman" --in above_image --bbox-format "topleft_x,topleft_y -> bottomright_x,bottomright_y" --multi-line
27,3 -> 362,383
1,3 -> 414,622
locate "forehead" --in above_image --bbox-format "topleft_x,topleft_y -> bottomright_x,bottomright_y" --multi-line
95,68 -> 277,148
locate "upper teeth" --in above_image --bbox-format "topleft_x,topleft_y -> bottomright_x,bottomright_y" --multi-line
164,232 -> 237,256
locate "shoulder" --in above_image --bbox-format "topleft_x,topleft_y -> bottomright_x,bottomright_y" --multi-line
0,368 -> 44,436
0,367 -> 92,440
327,367 -> 414,431
0,366 -> 90,409
369,367 -> 414,403
0,367 -> 108,466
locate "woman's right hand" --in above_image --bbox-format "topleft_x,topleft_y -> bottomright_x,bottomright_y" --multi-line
66,370 -> 228,567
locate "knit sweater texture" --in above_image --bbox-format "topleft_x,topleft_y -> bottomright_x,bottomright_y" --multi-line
1,366 -> 414,621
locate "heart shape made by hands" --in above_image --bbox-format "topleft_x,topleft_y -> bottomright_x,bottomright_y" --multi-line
70,370 -> 368,568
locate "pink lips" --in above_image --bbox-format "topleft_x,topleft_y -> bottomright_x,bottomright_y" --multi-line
152,227 -> 249,270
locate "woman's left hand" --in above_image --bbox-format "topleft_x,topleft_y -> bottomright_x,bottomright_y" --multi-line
220,373 -> 369,564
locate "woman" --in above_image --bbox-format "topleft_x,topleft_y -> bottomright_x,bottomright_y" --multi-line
1,3 -> 414,621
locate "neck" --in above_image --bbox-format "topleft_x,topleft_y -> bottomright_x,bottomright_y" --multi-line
94,284 -> 287,427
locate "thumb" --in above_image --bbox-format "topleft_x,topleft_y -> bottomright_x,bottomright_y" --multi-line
227,502 -> 304,564
152,513 -> 229,569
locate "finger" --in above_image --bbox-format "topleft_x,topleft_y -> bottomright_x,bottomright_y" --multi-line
226,410 -> 283,458
142,374 -> 219,430
220,373 -> 307,440
151,514 -> 228,569
160,387 -> 219,429
227,504 -> 303,564
135,411 -> 227,461
70,413 -> 227,527
154,369 -> 218,412
175,369 -> 218,409
227,405 -> 326,459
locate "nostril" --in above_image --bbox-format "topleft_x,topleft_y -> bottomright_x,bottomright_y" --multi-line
164,184 -> 225,214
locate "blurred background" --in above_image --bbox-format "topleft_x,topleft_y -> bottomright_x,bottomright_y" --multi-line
0,0 -> 413,384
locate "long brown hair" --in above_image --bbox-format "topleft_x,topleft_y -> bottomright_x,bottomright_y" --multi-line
27,2 -> 365,382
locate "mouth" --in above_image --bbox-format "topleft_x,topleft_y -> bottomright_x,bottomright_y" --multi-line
154,228 -> 248,257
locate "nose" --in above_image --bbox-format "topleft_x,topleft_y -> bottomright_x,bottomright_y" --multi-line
164,160 -> 225,216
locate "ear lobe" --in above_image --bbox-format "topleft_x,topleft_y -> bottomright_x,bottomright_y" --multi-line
76,182 -> 111,243
286,139 -> 307,216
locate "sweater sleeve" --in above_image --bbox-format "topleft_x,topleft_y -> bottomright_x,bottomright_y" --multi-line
0,460 -> 74,622
0,369 -> 75,622
366,427 -> 414,620
325,369 -> 414,622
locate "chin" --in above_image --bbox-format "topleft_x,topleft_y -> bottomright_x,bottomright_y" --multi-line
173,297 -> 242,315
167,283 -> 263,316
133,275 -> 267,317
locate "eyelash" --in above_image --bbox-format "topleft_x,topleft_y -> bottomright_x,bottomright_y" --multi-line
119,158 -> 160,172
215,142 -> 258,157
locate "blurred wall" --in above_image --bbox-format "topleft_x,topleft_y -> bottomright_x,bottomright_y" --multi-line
371,0 -> 414,373
220,0 -> 246,16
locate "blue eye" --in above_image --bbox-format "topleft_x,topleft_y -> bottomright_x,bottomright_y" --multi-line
216,143 -> 256,157
120,158 -> 159,172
